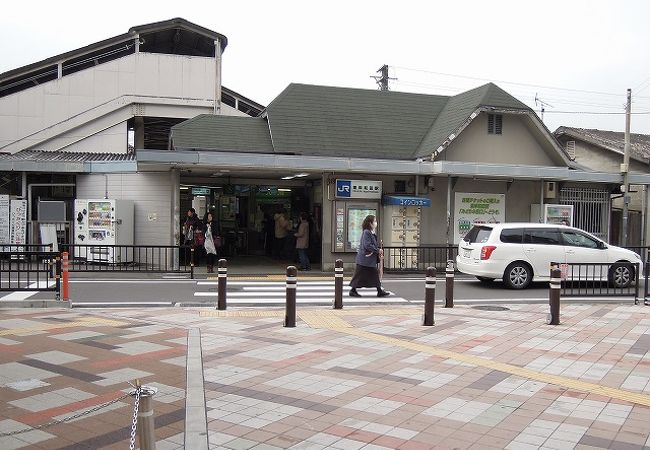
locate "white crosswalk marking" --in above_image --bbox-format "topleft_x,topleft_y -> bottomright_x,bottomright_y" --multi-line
194,280 -> 409,305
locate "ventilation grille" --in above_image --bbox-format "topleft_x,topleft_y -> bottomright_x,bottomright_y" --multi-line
488,114 -> 503,135
566,140 -> 576,160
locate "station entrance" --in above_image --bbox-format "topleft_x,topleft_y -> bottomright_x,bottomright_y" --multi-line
179,175 -> 322,270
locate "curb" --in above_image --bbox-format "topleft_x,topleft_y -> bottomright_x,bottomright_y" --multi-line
0,300 -> 70,309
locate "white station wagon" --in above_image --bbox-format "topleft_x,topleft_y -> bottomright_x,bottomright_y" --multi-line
456,223 -> 643,289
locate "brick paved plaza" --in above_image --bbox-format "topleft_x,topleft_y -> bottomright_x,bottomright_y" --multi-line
1,303 -> 650,449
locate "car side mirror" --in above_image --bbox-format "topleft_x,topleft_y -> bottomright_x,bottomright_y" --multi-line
598,241 -> 607,250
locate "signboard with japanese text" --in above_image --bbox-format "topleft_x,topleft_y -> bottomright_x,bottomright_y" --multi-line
383,195 -> 431,207
454,192 -> 505,243
335,179 -> 382,199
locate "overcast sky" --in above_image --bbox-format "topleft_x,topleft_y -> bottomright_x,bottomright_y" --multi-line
3,0 -> 650,134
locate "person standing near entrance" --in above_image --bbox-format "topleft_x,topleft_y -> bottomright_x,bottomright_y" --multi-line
203,211 -> 221,273
273,210 -> 291,259
295,212 -> 311,271
182,208 -> 200,264
349,214 -> 390,297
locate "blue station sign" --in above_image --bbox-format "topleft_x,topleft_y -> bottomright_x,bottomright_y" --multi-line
383,195 -> 432,207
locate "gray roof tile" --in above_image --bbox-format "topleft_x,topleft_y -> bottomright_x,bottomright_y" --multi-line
554,126 -> 650,162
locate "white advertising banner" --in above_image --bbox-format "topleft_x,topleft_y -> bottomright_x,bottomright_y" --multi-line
454,192 -> 505,243
10,199 -> 27,245
0,195 -> 10,245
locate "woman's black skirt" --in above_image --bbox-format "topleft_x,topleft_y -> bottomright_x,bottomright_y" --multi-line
350,264 -> 381,288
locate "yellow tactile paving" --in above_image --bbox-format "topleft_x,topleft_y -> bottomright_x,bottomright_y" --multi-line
298,311 -> 352,329
0,317 -> 128,336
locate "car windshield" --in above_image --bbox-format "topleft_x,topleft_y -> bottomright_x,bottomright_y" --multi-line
464,226 -> 492,243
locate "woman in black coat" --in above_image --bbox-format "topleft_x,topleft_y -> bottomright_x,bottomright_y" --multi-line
203,211 -> 220,273
349,214 -> 390,297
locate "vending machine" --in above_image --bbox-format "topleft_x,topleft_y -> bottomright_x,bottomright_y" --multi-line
382,196 -> 430,270
74,199 -> 134,263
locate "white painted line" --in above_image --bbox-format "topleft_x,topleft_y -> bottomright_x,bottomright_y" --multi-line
70,302 -> 172,307
215,297 -> 408,304
194,292 -> 219,297
0,281 -> 55,300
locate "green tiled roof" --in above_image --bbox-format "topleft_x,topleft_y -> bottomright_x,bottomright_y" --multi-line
172,82 -> 534,160
266,84 -> 447,159
171,115 -> 273,153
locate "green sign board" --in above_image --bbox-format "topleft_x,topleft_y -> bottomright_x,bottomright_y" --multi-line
191,188 -> 211,195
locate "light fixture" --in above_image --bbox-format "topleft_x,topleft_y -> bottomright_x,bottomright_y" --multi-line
180,186 -> 189,190
278,188 -> 292,192
295,173 -> 309,178
281,176 -> 294,180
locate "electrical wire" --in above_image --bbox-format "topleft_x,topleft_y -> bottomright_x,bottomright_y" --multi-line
392,65 -> 650,99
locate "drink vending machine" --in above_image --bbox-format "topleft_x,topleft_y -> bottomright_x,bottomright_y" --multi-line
74,199 -> 134,263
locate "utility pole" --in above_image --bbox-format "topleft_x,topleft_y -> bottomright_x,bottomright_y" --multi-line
371,65 -> 396,91
622,88 -> 632,246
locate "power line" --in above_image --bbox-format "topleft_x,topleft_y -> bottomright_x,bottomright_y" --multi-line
392,65 -> 650,99
542,110 -> 650,115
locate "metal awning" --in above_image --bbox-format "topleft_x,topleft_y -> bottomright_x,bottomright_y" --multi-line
0,151 -> 137,173
136,149 -> 650,185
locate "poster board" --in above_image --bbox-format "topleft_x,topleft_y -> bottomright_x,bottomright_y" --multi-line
543,204 -> 574,226
9,199 -> 27,245
454,192 -> 505,244
0,195 -> 9,244
39,224 -> 59,252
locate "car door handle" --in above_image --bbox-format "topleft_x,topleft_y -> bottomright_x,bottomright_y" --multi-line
566,250 -> 576,254
524,248 -> 536,252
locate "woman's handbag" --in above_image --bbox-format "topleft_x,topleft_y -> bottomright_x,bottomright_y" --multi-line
214,235 -> 222,248
194,229 -> 205,246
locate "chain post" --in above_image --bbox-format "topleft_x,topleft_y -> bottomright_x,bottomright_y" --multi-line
445,259 -> 454,308
62,251 -> 69,301
190,247 -> 195,279
54,255 -> 61,301
548,267 -> 561,325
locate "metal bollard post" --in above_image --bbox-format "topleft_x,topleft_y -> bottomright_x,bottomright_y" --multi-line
548,267 -> 561,325
445,260 -> 454,308
129,382 -> 158,450
285,266 -> 297,327
54,256 -> 61,301
217,258 -> 227,310
333,259 -> 343,309
62,251 -> 69,302
424,267 -> 435,326
190,247 -> 195,280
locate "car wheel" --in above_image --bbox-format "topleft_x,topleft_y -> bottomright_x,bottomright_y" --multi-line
503,262 -> 532,289
609,262 -> 634,288
476,276 -> 494,283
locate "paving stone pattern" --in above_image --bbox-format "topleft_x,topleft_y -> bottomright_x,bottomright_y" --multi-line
2,303 -> 650,449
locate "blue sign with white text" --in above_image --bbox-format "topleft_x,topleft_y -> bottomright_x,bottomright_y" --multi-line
383,195 -> 432,207
336,179 -> 352,197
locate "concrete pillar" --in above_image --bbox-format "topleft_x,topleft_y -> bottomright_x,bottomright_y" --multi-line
134,117 -> 145,149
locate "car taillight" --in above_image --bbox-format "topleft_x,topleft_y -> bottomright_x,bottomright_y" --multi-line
480,245 -> 497,260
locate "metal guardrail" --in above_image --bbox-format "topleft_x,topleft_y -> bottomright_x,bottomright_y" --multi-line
60,244 -> 194,278
0,251 -> 60,297
383,246 -> 457,273
556,262 -> 639,302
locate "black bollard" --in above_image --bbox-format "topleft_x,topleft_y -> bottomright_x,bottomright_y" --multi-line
334,259 -> 343,309
424,267 -> 435,326
217,258 -> 227,310
548,267 -> 561,325
285,266 -> 297,327
445,259 -> 454,308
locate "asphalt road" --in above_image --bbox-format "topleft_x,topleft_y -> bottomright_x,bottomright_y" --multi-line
7,274 -> 635,307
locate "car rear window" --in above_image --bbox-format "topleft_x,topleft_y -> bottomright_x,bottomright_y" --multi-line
500,228 -> 523,244
464,226 -> 492,243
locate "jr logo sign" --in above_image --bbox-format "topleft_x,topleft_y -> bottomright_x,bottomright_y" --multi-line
336,180 -> 352,197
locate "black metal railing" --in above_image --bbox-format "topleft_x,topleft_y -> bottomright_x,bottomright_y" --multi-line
556,262 -> 639,302
383,246 -> 457,273
0,251 -> 60,296
60,244 -> 194,278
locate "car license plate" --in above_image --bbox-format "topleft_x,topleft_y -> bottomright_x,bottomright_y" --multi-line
462,248 -> 472,258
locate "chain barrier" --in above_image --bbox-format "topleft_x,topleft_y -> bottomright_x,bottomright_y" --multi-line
0,392 -> 131,437
128,385 -> 142,450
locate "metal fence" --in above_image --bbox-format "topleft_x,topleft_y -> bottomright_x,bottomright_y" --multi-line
60,244 -> 194,278
557,262 -> 639,302
383,246 -> 457,273
0,250 -> 60,297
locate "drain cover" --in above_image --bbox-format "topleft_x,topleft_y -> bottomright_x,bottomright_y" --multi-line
472,305 -> 510,311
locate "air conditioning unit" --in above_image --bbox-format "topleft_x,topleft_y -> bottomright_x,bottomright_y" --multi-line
544,181 -> 557,199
